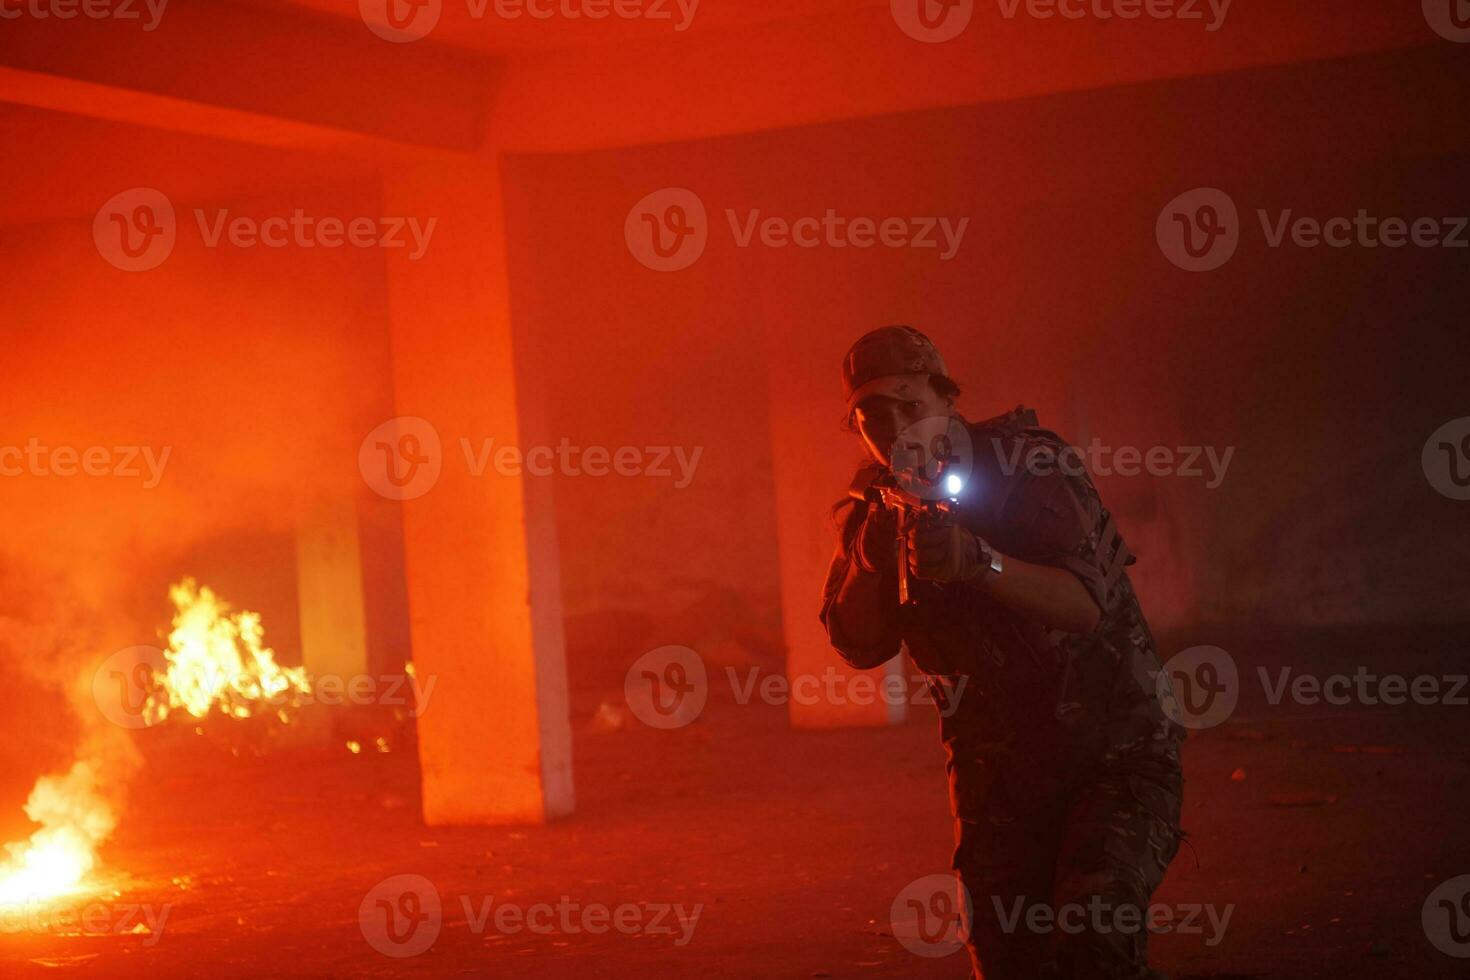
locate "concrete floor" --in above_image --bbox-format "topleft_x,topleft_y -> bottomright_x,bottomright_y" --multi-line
1,626 -> 1467,978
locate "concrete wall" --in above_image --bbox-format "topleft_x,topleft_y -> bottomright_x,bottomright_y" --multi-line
0,169 -> 408,794
498,44 -> 1470,702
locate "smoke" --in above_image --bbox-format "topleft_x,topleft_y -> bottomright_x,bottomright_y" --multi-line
0,550 -> 143,901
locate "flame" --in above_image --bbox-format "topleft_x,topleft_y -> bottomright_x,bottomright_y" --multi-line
1,579 -> 307,905
0,761 -> 115,904
149,577 -> 311,721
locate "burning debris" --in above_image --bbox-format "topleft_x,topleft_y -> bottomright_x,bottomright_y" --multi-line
144,577 -> 313,724
0,577 -> 320,905
2,576 -> 419,907
0,760 -> 116,905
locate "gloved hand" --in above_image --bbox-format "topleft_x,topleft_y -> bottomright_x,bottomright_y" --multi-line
854,503 -> 899,574
907,511 -> 993,584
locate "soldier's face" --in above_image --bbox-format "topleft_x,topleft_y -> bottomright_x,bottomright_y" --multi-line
854,384 -> 954,468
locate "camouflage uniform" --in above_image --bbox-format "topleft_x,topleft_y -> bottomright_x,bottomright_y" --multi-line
820,407 -> 1185,979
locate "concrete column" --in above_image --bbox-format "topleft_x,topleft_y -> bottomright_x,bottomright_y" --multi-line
294,496 -> 370,683
381,155 -> 573,825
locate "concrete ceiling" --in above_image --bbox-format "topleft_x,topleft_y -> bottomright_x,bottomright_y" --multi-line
0,0 -> 1455,225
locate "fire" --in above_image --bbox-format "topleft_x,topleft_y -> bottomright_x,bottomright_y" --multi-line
1,577 -> 307,905
148,577 -> 311,721
0,761 -> 116,904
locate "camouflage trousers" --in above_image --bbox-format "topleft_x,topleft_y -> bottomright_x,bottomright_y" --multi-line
950,724 -> 1184,979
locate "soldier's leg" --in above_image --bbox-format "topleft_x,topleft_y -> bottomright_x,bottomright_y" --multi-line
952,748 -> 1069,979
1045,731 -> 1184,979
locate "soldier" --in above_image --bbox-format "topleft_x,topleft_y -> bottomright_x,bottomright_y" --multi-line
820,326 -> 1185,979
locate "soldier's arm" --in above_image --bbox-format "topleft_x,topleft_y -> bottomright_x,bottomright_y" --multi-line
979,452 -> 1121,635
970,554 -> 1101,634
819,505 -> 903,669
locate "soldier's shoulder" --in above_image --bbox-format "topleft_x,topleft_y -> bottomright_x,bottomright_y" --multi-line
964,406 -> 1076,474
965,405 -> 1039,440
965,405 -> 1069,444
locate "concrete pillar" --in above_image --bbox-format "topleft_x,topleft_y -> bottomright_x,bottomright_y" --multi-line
294,496 -> 370,683
381,155 -> 573,825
